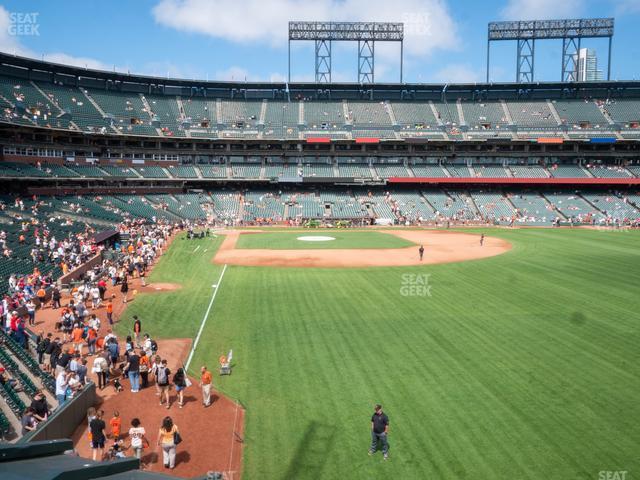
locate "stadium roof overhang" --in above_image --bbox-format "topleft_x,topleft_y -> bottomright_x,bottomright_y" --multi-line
2,52 -> 640,100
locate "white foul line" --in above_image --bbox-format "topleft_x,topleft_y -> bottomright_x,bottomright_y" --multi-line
185,263 -> 227,371
193,245 -> 201,253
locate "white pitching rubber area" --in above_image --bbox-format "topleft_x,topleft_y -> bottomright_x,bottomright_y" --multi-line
297,236 -> 336,242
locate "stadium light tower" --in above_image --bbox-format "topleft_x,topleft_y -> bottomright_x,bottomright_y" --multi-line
288,21 -> 404,84
486,18 -> 614,83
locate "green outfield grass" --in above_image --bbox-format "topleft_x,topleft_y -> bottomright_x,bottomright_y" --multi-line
117,229 -> 640,480
234,230 -> 416,249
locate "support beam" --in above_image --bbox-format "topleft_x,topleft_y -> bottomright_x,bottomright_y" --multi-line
487,18 -> 614,84
315,39 -> 331,83
358,40 -> 374,84
607,36 -> 612,80
400,40 -> 404,83
561,37 -> 580,82
288,39 -> 291,83
289,21 -> 403,83
516,39 -> 534,83
486,38 -> 490,83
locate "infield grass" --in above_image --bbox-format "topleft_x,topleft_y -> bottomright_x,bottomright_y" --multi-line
234,230 -> 416,249
118,228 -> 640,480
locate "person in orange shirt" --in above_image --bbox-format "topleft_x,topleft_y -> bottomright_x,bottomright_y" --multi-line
109,411 -> 122,440
139,351 -> 150,389
87,327 -> 98,356
200,365 -> 213,407
36,287 -> 47,309
105,300 -> 113,325
72,325 -> 85,356
61,262 -> 69,275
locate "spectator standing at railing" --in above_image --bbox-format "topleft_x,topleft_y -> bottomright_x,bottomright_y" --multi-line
55,368 -> 72,405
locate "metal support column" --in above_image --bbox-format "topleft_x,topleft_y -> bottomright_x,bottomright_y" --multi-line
288,39 -> 291,83
358,40 -> 374,84
486,38 -> 490,83
607,36 -> 612,80
561,37 -> 580,82
315,39 -> 331,83
400,40 -> 404,83
516,38 -> 535,83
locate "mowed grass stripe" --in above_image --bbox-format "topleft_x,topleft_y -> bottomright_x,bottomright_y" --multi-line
132,229 -> 640,479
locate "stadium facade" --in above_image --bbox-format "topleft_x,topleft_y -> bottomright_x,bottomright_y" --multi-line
0,52 -> 639,227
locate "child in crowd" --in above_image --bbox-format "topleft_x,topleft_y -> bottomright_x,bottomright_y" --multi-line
110,410 -> 122,440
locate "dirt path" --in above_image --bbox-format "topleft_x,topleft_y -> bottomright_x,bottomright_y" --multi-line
213,229 -> 511,268
32,234 -> 244,479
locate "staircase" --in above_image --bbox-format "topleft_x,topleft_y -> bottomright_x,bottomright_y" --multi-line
299,101 -> 304,125
578,193 -> 605,214
547,100 -> 563,126
31,81 -> 63,114
456,100 -> 465,125
79,88 -> 120,133
215,99 -> 223,125
581,164 -> 595,178
176,97 -> 191,138
540,193 -> 567,220
259,99 -> 267,125
429,101 -> 444,126
597,102 -> 616,125
464,191 -> 481,217
385,101 -> 398,126
139,94 -> 154,120
500,100 -> 514,125
342,100 -> 352,125
468,164 -> 476,177
504,195 -> 519,215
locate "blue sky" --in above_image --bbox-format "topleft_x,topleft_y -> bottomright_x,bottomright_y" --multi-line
0,0 -> 638,83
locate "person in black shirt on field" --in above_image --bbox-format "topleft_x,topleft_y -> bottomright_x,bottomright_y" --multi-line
368,404 -> 390,460
419,245 -> 425,261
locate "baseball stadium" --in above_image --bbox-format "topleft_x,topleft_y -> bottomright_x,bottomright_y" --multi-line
0,2 -> 639,480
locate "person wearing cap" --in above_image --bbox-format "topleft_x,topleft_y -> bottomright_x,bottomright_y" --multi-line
368,404 -> 390,460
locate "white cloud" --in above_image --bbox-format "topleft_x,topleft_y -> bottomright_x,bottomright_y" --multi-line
501,0 -> 585,20
152,0 -> 459,59
42,53 -> 110,71
215,66 -> 251,81
0,7 -> 31,56
431,63 -> 482,83
0,6 -> 112,72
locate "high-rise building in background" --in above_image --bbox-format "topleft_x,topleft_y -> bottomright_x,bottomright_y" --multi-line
575,48 -> 603,81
